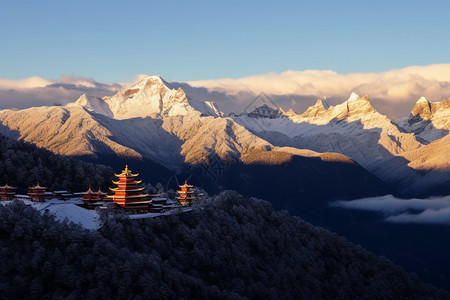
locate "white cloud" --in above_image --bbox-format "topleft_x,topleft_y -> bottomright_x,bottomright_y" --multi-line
0,76 -> 52,89
0,74 -> 120,109
187,64 -> 450,119
331,195 -> 450,225
1,64 -> 450,119
386,207 -> 450,225
188,64 -> 450,99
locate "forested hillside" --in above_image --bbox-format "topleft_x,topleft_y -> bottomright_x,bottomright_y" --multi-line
0,192 -> 446,299
0,133 -> 113,192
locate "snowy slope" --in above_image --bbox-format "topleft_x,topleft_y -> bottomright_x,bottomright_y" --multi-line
1,75 -> 449,197
0,76 -> 223,165
0,199 -> 100,230
230,93 -> 450,195
398,97 -> 450,143
0,105 -> 141,158
102,76 -> 222,119
0,76 -> 354,170
231,93 -> 422,171
381,134 -> 450,195
1,199 -> 194,230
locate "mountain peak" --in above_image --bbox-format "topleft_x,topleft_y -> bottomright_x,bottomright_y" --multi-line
416,96 -> 429,104
247,104 -> 284,119
345,94 -> 375,115
285,108 -> 298,117
348,92 -> 360,102
316,97 -> 330,110
128,75 -> 173,94
299,97 -> 330,119
99,75 -> 222,119
68,94 -> 114,117
410,96 -> 432,121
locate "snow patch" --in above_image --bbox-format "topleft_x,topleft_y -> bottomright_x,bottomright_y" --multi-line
416,96 -> 429,103
129,207 -> 193,219
348,92 -> 360,101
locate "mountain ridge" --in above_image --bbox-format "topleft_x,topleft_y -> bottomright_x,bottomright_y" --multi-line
1,75 -> 449,197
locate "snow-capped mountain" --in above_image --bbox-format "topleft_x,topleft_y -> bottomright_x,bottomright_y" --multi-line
231,93 -> 421,172
0,76 -> 393,206
0,76 -> 353,169
241,104 -> 286,119
380,133 -> 450,196
398,97 -> 450,143
97,75 -> 221,119
0,104 -> 142,158
230,92 -> 450,195
1,76 -> 448,197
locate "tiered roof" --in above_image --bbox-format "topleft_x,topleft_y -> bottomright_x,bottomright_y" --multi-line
28,182 -> 48,202
28,183 -> 47,190
82,186 -> 107,205
0,184 -> 17,190
107,165 -> 150,213
176,180 -> 195,206
0,184 -> 17,201
83,186 -> 107,196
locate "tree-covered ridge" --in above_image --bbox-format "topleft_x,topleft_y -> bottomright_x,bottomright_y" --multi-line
0,133 -> 113,192
1,192 -> 447,299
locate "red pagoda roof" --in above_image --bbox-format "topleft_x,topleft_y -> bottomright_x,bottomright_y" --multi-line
28,183 -> 48,190
109,187 -> 145,192
83,186 -> 107,195
107,194 -> 149,199
0,184 -> 17,189
112,179 -> 142,184
108,165 -> 149,206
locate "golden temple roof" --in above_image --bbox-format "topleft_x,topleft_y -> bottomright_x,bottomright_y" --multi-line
179,180 -> 193,188
114,165 -> 139,177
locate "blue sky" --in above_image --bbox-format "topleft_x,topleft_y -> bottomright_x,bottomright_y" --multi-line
1,0 -> 449,82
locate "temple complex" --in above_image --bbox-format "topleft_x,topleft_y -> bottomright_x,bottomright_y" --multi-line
81,186 -> 107,208
107,165 -> 150,214
176,181 -> 195,206
28,183 -> 48,202
53,191 -> 74,201
1,167 -> 196,215
0,184 -> 17,201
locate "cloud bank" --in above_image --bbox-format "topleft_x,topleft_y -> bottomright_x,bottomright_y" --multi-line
186,64 -> 450,119
1,64 -> 450,119
0,75 -> 121,109
331,195 -> 450,225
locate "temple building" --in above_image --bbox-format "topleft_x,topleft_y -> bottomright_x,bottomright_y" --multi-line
107,165 -> 150,214
176,181 -> 195,206
53,191 -> 74,201
81,186 -> 107,208
28,183 -> 48,202
0,184 -> 17,201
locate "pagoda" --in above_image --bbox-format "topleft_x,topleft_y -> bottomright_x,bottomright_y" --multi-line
176,181 -> 195,206
81,186 -> 107,208
0,184 -> 17,201
107,165 -> 150,214
28,183 -> 48,202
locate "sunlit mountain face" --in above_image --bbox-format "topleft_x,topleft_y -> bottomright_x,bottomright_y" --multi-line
2,75 -> 450,290
1,76 -> 449,198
